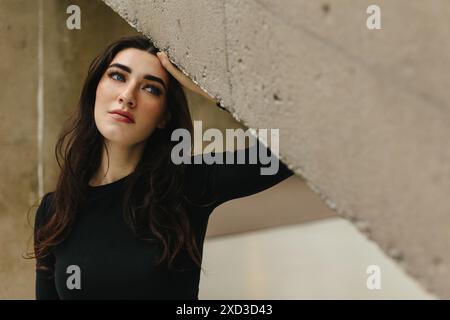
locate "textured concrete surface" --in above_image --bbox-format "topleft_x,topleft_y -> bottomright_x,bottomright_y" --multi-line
102,0 -> 450,298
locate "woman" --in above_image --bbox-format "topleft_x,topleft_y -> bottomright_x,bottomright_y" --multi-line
33,35 -> 293,299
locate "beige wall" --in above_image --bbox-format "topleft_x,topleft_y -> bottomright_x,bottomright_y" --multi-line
0,0 -> 39,300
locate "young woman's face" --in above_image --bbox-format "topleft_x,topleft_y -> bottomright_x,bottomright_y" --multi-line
94,48 -> 169,146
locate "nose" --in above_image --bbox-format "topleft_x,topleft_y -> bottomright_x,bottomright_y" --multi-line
118,85 -> 136,108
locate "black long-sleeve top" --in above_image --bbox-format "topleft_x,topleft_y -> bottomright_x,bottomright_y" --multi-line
34,142 -> 293,299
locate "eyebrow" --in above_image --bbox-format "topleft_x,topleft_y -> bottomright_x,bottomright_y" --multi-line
108,63 -> 167,92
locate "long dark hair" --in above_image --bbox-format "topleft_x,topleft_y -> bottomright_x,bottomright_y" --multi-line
33,35 -> 202,271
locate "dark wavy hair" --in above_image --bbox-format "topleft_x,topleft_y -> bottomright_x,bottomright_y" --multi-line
32,35 -> 203,272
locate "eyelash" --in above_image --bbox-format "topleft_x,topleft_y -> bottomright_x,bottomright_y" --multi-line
107,71 -> 162,96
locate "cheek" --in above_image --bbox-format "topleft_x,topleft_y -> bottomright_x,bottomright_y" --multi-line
139,101 -> 166,124
94,82 -> 113,130
134,102 -> 166,136
95,80 -> 114,106
94,81 -> 116,120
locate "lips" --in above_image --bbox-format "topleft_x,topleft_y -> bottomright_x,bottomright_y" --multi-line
108,109 -> 135,123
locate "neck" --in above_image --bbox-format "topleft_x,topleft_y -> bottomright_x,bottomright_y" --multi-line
89,140 -> 145,187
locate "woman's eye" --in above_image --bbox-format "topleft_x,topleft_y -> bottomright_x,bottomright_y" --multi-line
108,71 -> 124,82
107,71 -> 161,96
144,85 -> 162,96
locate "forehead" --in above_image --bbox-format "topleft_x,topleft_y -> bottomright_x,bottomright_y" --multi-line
110,48 -> 168,82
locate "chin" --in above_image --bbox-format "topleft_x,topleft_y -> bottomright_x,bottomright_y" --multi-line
97,127 -> 130,144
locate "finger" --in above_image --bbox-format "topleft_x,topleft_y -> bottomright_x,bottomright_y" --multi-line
157,53 -> 179,76
156,51 -> 171,68
157,52 -> 183,78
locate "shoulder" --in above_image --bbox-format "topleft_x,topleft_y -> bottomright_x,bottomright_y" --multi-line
35,192 -> 55,229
